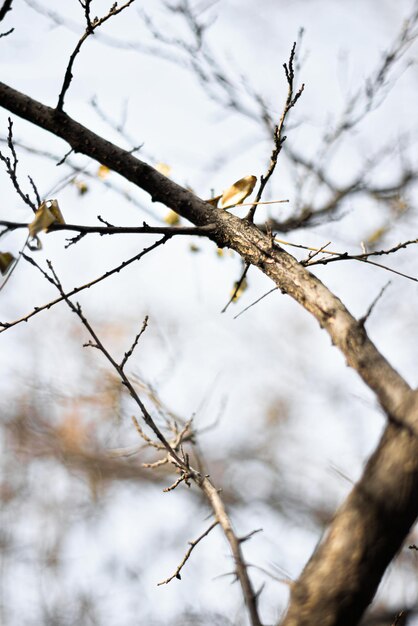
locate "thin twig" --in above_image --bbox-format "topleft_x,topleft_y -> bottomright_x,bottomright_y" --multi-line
157,521 -> 219,585
163,473 -> 190,492
359,281 -> 391,326
234,287 -> 278,320
56,0 -> 135,110
0,236 -> 170,332
0,233 -> 29,294
120,315 -> 149,370
131,415 -> 164,450
246,42 -> 304,222
0,118 -> 37,211
221,263 -> 250,313
27,256 -> 262,626
0,219 -> 217,237
29,256 -> 187,466
272,236 -> 418,283
391,611 -> 406,626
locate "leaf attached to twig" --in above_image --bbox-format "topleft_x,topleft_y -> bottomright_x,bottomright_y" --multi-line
28,200 -> 65,238
220,175 -> 257,209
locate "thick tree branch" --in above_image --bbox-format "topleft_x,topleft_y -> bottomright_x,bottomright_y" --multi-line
2,81 -> 418,625
0,81 -> 214,227
0,0 -> 13,22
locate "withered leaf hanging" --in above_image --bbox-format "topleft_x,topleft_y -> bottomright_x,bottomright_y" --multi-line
220,175 -> 257,209
28,200 -> 65,238
0,252 -> 15,275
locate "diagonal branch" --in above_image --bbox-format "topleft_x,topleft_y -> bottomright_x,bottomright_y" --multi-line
247,42 -> 304,222
0,235 -> 170,332
29,256 -> 263,626
56,0 -> 135,111
2,80 -> 418,626
0,0 -> 13,22
157,521 -> 219,585
0,81 -> 214,227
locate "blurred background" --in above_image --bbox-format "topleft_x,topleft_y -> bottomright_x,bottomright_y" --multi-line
1,1 -> 418,624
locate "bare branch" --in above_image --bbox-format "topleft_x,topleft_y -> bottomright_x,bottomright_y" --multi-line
27,256 -> 263,626
157,521 -> 219,585
0,236 -> 170,332
358,282 -> 391,327
2,44 -> 418,624
0,118 -> 37,211
199,477 -> 262,626
120,315 -> 149,370
391,610 -> 407,626
246,42 -> 304,222
0,81 -> 215,227
29,256 -> 187,465
0,0 -> 13,22
56,0 -> 135,111
221,263 -> 250,313
0,219 -> 217,238
234,287 -> 278,320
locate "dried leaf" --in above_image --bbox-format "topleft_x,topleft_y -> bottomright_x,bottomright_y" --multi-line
74,180 -> 88,195
48,199 -> 65,225
155,162 -> 172,177
0,252 -> 15,275
164,210 -> 180,225
29,200 -> 65,238
189,243 -> 200,253
230,277 -> 248,302
97,164 -> 110,179
220,175 -> 257,209
367,226 -> 388,245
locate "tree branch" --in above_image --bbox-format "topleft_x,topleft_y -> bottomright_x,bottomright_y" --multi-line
0,81 -> 215,227
29,257 -> 263,626
0,235 -> 170,332
0,219 -> 216,237
56,0 -> 135,111
2,80 -> 418,625
0,0 -> 13,22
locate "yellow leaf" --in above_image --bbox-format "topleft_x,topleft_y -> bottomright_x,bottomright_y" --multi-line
0,252 -> 15,275
367,226 -> 388,245
230,277 -> 248,302
220,175 -> 257,209
216,248 -> 224,257
97,165 -> 110,179
48,199 -> 65,225
164,210 -> 180,225
155,162 -> 172,177
74,180 -> 88,195
29,200 -> 65,238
